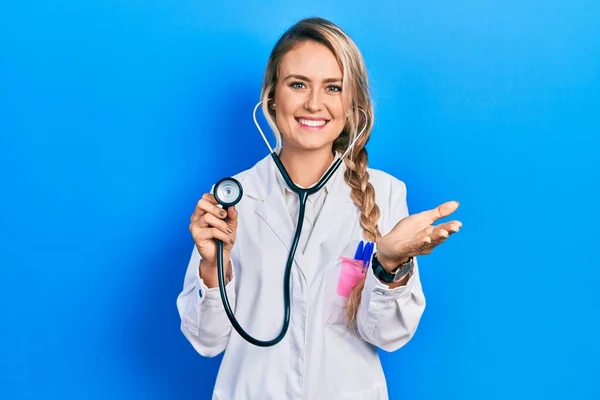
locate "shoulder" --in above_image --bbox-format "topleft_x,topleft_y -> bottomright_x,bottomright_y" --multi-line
224,154 -> 271,184
231,168 -> 251,184
366,167 -> 410,232
206,156 -> 268,195
366,167 -> 407,197
222,154 -> 272,200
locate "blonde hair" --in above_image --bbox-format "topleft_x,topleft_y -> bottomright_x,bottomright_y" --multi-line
259,17 -> 381,329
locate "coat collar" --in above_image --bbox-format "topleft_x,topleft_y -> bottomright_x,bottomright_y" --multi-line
274,151 -> 341,195
242,153 -> 353,203
244,153 -> 355,281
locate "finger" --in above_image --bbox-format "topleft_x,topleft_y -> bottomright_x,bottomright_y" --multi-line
190,202 -> 209,223
418,225 -> 459,253
197,196 -> 228,220
202,193 -> 219,205
191,226 -> 234,245
224,205 -> 239,230
421,226 -> 452,250
421,226 -> 435,236
391,233 -> 430,256
197,212 -> 233,235
430,227 -> 449,243
436,220 -> 462,234
410,235 -> 432,254
449,221 -> 462,234
191,198 -> 209,221
408,226 -> 435,241
424,201 -> 460,222
428,236 -> 448,250
190,200 -> 206,223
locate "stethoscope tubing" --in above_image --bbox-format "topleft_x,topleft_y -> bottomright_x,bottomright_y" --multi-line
215,102 -> 367,347
217,154 -> 342,347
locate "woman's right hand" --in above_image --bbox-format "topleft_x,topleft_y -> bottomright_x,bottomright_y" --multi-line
189,193 -> 238,284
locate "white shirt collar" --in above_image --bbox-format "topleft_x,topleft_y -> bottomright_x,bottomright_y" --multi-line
274,151 -> 342,195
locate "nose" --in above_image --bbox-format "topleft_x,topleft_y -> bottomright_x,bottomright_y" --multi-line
304,88 -> 323,112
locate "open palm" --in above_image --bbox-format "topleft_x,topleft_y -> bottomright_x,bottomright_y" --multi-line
377,201 -> 462,267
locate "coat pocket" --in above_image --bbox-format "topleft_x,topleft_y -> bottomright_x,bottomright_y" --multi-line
323,239 -> 367,327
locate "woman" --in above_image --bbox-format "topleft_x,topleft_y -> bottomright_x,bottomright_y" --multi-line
177,17 -> 461,400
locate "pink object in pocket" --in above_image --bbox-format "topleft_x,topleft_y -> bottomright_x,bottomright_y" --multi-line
336,256 -> 366,297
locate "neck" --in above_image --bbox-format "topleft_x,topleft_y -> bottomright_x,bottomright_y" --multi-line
279,146 -> 335,188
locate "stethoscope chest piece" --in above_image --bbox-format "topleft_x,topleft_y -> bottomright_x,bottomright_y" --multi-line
214,177 -> 243,208
210,100 -> 368,347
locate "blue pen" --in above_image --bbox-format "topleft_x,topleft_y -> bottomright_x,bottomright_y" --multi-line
354,240 -> 364,261
368,242 -> 374,260
362,242 -> 374,268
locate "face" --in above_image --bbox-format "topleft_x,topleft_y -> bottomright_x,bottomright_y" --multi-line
272,41 -> 347,153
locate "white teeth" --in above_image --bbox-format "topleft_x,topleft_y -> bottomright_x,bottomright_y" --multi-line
298,118 -> 327,127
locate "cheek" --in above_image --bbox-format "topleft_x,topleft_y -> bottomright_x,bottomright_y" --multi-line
329,102 -> 347,129
273,93 -> 299,125
273,105 -> 296,137
327,97 -> 347,121
328,119 -> 347,139
274,112 -> 289,135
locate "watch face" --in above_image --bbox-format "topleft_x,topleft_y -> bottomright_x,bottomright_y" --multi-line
393,267 -> 406,281
393,262 -> 412,282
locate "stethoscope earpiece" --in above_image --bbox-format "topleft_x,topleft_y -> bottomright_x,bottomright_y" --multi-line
213,177 -> 243,208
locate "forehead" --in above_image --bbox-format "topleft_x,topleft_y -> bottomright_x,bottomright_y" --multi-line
279,41 -> 342,79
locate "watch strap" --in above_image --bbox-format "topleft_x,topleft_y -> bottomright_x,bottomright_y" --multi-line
371,253 -> 413,283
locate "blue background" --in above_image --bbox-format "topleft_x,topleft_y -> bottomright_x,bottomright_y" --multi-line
1,1 -> 599,399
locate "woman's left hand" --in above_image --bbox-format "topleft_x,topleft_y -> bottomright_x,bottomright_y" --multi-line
376,201 -> 462,270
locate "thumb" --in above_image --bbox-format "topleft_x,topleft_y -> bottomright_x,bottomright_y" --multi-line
425,201 -> 460,222
226,205 -> 238,229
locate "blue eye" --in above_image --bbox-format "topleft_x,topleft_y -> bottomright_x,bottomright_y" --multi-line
327,85 -> 342,92
290,81 -> 306,89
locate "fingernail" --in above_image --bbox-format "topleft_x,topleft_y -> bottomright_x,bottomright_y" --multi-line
227,227 -> 233,234
220,210 -> 227,218
230,238 -> 235,245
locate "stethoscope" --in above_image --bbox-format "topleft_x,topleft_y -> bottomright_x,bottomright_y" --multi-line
211,101 -> 368,347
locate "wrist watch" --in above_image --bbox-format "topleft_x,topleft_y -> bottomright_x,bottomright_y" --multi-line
371,253 -> 414,283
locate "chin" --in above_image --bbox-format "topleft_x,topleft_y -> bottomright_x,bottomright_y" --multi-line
292,134 -> 335,151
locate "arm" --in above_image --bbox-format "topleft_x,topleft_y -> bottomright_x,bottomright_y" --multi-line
356,178 -> 427,352
176,245 -> 237,357
357,257 -> 426,352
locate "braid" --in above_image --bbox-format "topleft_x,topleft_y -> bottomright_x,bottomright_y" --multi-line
255,15 -> 380,332
342,147 -> 381,330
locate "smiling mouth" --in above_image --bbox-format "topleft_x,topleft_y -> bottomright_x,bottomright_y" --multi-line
295,117 -> 330,129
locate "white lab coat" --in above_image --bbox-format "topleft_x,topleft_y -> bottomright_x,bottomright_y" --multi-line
177,154 -> 426,400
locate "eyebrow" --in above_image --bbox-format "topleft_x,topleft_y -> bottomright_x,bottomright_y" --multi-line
284,74 -> 342,84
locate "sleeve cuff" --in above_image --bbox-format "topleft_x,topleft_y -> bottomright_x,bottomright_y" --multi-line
195,260 -> 236,305
364,258 -> 416,298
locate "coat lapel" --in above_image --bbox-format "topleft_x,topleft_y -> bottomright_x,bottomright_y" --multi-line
303,162 -> 355,255
244,156 -> 307,278
254,185 -> 307,265
242,154 -> 357,282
